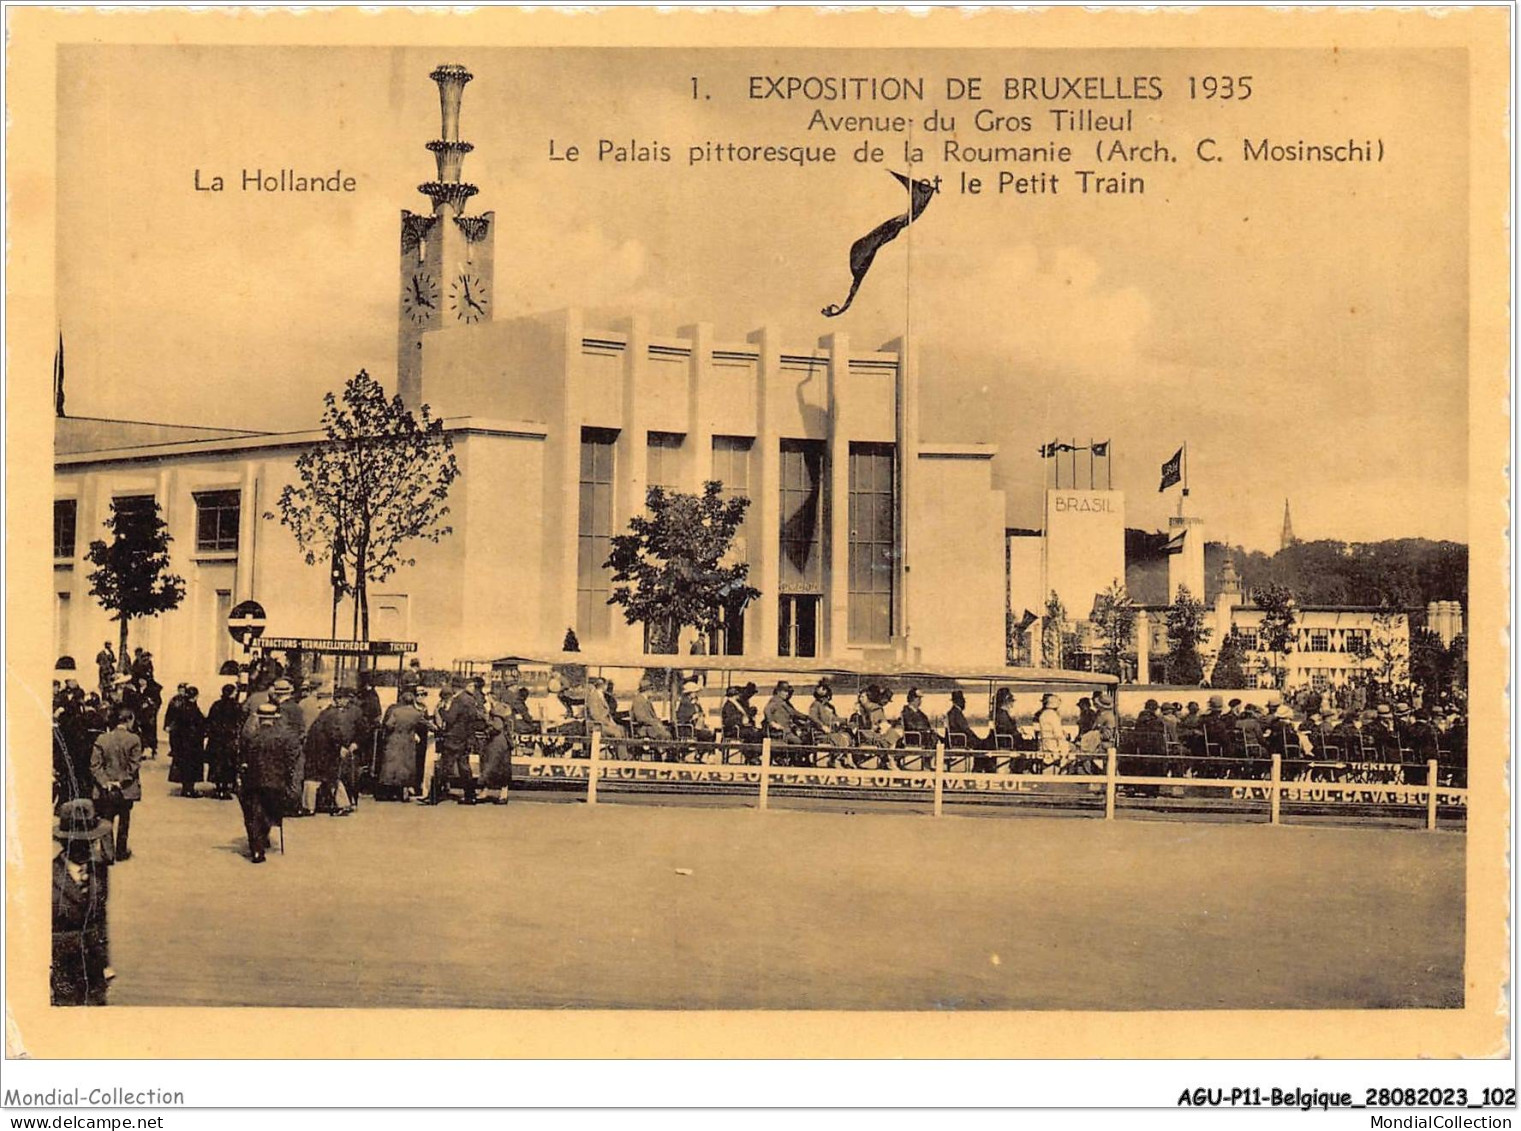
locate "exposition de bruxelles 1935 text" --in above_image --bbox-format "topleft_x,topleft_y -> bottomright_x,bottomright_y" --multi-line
192,70 -> 1389,201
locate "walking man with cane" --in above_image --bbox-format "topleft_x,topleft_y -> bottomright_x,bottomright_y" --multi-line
239,703 -> 297,863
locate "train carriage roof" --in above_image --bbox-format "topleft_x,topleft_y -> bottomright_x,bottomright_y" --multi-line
457,651 -> 1118,690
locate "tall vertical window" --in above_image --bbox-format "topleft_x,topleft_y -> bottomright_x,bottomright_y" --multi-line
577,428 -> 619,641
709,436 -> 754,656
848,442 -> 896,644
778,439 -> 825,657
778,440 -> 824,593
53,499 -> 77,559
646,431 -> 684,493
194,489 -> 242,552
711,434 -> 753,562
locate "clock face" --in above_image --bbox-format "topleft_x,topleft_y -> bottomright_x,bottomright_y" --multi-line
402,271 -> 438,325
448,272 -> 490,324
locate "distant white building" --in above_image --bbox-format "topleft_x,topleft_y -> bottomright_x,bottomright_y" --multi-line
1133,553 -> 1410,691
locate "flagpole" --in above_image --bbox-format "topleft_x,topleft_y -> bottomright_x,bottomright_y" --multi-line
1088,442 -> 1095,491
1107,442 -> 1112,491
1180,441 -> 1189,518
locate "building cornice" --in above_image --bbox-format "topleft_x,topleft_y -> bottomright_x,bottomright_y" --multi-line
55,415 -> 549,468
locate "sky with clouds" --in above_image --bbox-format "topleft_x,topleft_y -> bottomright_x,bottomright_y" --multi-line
58,45 -> 1468,550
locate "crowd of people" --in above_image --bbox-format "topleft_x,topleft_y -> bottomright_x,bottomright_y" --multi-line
1110,694 -> 1469,785
49,646 -> 1470,1005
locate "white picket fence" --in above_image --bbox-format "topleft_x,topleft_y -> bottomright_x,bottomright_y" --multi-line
506,734 -> 1465,830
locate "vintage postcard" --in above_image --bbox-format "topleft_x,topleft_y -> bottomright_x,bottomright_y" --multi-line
4,6 -> 1510,1067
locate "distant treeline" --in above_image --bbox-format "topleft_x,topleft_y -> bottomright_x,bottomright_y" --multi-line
1124,533 -> 1467,620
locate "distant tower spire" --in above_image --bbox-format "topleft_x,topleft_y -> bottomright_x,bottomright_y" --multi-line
1280,498 -> 1296,550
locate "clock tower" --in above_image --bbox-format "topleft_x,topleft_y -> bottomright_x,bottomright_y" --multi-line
398,63 -> 495,409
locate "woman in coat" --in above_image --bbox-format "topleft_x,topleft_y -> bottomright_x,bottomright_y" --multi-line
203,684 -> 244,800
166,686 -> 206,798
378,689 -> 430,800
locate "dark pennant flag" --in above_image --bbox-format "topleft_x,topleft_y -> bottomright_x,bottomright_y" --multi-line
1091,439 -> 1110,458
1159,447 -> 1183,492
54,330 -> 65,418
822,170 -> 938,318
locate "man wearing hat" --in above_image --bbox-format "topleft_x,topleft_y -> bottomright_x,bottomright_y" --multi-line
762,681 -> 809,751
205,684 -> 244,800
90,707 -> 142,861
629,674 -> 672,743
298,677 -> 327,735
52,799 -> 114,1005
240,703 -> 296,862
675,679 -> 714,745
301,685 -> 360,816
1369,704 -> 1403,774
945,688 -> 984,751
435,675 -> 484,804
95,642 -> 117,699
1238,703 -> 1266,760
720,683 -> 762,746
1199,695 -> 1230,761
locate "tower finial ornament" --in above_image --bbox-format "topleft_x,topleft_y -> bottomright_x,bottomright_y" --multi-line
397,63 -> 496,409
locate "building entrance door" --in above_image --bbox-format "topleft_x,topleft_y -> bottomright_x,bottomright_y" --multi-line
778,595 -> 819,658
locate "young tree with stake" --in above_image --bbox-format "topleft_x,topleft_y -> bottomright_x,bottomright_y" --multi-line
272,371 -> 460,642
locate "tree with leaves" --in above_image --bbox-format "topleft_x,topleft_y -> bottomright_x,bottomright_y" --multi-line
271,370 -> 459,641
1165,583 -> 1212,685
1210,629 -> 1249,689
1363,604 -> 1411,699
1254,582 -> 1298,690
1089,579 -> 1137,680
85,498 -> 187,659
1407,627 -> 1452,702
1041,591 -> 1068,669
605,482 -> 759,654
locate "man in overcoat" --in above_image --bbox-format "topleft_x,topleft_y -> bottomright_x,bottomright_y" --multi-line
90,707 -> 142,861
240,703 -> 296,863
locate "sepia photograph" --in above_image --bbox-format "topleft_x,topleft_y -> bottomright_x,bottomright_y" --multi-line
4,4 -> 1511,1079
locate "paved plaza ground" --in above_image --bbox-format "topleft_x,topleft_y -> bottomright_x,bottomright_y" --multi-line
107,758 -> 1465,1010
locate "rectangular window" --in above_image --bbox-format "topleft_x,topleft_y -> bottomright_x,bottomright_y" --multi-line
113,493 -> 155,516
711,436 -> 753,561
778,439 -> 825,595
1310,670 -> 1331,692
1234,628 -> 1258,652
646,431 -> 684,493
712,604 -> 746,656
1344,629 -> 1369,655
577,428 -> 619,641
847,442 -> 896,644
193,489 -> 241,553
778,594 -> 820,658
53,499 -> 77,559
1308,629 -> 1329,653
